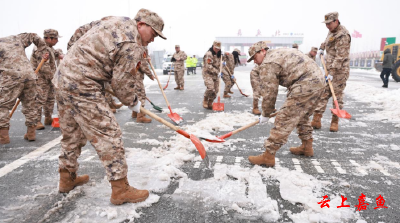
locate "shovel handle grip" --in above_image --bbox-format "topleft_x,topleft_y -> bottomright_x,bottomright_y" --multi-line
140,107 -> 179,131
320,55 -> 338,102
9,99 -> 21,118
148,61 -> 171,107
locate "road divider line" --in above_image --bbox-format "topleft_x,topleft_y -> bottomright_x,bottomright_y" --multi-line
331,160 -> 346,174
83,156 -> 96,162
0,136 -> 62,178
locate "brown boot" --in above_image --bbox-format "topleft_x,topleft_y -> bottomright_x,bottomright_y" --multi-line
36,122 -> 45,130
311,113 -> 322,129
174,86 -> 180,90
59,168 -> 89,193
223,92 -> 231,98
110,177 -> 149,205
203,97 -> 208,109
112,100 -> 123,109
136,113 -> 152,123
290,139 -> 314,157
207,99 -> 213,109
0,127 -> 10,144
252,100 -> 261,115
248,151 -> 275,167
228,90 -> 234,94
180,85 -> 184,90
330,115 -> 339,132
132,111 -> 137,118
111,108 -> 117,113
44,116 -> 53,125
24,126 -> 36,141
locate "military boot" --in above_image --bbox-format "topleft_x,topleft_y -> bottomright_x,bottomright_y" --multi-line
44,116 -> 53,125
110,177 -> 149,205
248,151 -> 275,167
228,90 -> 234,94
289,139 -> 314,157
330,115 -> 339,132
0,127 -> 10,144
131,111 -> 137,118
207,99 -> 214,109
202,97 -> 208,109
311,113 -> 322,129
24,126 -> 36,141
223,92 -> 231,98
137,113 -> 152,123
59,168 -> 90,193
36,122 -> 45,130
179,85 -> 184,90
174,86 -> 180,90
252,100 -> 261,115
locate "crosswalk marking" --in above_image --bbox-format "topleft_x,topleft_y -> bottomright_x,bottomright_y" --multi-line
369,161 -> 390,176
292,158 -> 303,172
311,159 -> 325,173
349,159 -> 368,175
215,156 -> 223,167
193,161 -> 201,169
331,160 -> 346,174
235,157 -> 243,166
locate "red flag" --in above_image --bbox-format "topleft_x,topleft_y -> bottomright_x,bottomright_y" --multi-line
352,30 -> 362,38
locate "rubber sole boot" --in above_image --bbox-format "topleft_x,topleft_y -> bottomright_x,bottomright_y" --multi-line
289,139 -> 314,157
110,177 -> 149,205
24,126 -> 36,141
207,99 -> 213,109
137,113 -> 152,123
0,127 -> 10,144
228,90 -> 234,94
252,100 -> 261,115
203,97 -> 208,109
180,86 -> 184,90
330,115 -> 339,132
59,168 -> 89,193
111,108 -> 117,113
223,92 -> 231,98
36,122 -> 45,130
132,111 -> 137,118
44,117 -> 53,125
174,86 -> 180,90
311,113 -> 322,129
248,151 -> 275,167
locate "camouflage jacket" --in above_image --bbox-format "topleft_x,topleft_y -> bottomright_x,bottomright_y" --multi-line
203,50 -> 221,76
222,52 -> 235,75
53,16 -> 145,107
320,25 -> 351,72
30,46 -> 62,80
172,51 -> 187,67
138,48 -> 153,80
306,52 -> 316,61
259,48 -> 325,117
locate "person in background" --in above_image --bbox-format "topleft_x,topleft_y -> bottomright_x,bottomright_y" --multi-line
380,48 -> 395,88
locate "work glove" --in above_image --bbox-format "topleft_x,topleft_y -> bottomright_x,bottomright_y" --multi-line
325,74 -> 333,83
128,101 -> 141,113
218,72 -> 223,78
231,75 -> 235,79
318,49 -> 324,56
222,61 -> 226,66
259,115 -> 269,124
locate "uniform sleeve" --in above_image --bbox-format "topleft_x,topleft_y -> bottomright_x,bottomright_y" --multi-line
110,42 -> 143,107
259,63 -> 281,117
30,47 -> 40,71
67,20 -> 100,50
320,42 -> 326,50
204,52 -> 220,74
330,34 -> 351,70
181,51 -> 187,61
19,33 -> 47,52
139,60 -> 153,78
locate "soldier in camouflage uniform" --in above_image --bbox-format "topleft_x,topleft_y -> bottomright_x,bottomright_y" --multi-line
172,45 -> 187,90
221,51 -> 235,98
311,12 -> 351,132
31,29 -> 64,130
246,41 -> 325,167
306,47 -> 318,61
202,41 -> 222,109
250,65 -> 262,115
0,33 -> 48,144
53,9 -> 167,205
292,43 -> 299,49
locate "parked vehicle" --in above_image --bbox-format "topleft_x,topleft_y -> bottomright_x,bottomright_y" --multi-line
197,57 -> 203,68
162,55 -> 187,75
374,44 -> 400,82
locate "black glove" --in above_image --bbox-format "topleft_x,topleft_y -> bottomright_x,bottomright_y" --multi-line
171,57 -> 176,62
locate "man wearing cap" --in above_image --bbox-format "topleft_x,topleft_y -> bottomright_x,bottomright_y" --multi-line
172,45 -> 187,90
292,43 -> 299,49
306,47 -> 318,61
53,9 -> 167,205
0,33 -> 48,144
246,41 -> 325,167
202,41 -> 222,109
31,29 -> 63,130
311,12 -> 351,132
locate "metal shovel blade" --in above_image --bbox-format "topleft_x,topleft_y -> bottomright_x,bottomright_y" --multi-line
331,100 -> 351,119
163,81 -> 169,90
190,134 -> 210,168
212,97 -> 224,111
168,113 -> 183,124
151,103 -> 163,112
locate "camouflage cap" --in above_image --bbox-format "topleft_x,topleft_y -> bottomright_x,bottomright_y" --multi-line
311,47 -> 318,52
175,45 -> 180,48
233,48 -> 241,54
247,41 -> 268,62
213,40 -> 221,49
292,43 -> 298,48
322,12 -> 338,23
134,8 -> 167,40
44,29 -> 61,38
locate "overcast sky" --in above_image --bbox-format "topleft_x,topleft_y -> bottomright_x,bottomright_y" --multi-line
1,0 -> 399,57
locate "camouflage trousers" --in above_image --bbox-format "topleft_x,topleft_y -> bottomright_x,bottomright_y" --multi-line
36,73 -> 55,121
135,75 -> 146,106
202,72 -> 220,101
264,88 -> 324,154
314,71 -> 349,115
250,70 -> 261,103
174,64 -> 185,86
56,89 -> 128,181
0,80 -> 37,128
221,71 -> 234,93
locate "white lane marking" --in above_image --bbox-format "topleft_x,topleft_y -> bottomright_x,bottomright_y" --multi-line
215,156 -> 223,166
0,136 -> 62,178
349,160 -> 368,175
292,158 -> 303,172
331,160 -> 346,174
234,157 -> 243,166
311,160 -> 325,173
369,161 -> 390,176
83,156 -> 96,162
193,161 -> 201,169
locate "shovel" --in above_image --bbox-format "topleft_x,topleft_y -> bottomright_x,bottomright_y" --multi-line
146,97 -> 163,112
148,60 -> 184,125
163,63 -> 173,90
140,107 -> 210,167
212,56 -> 224,111
9,57 -> 47,118
225,67 -> 249,97
320,55 -> 351,119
